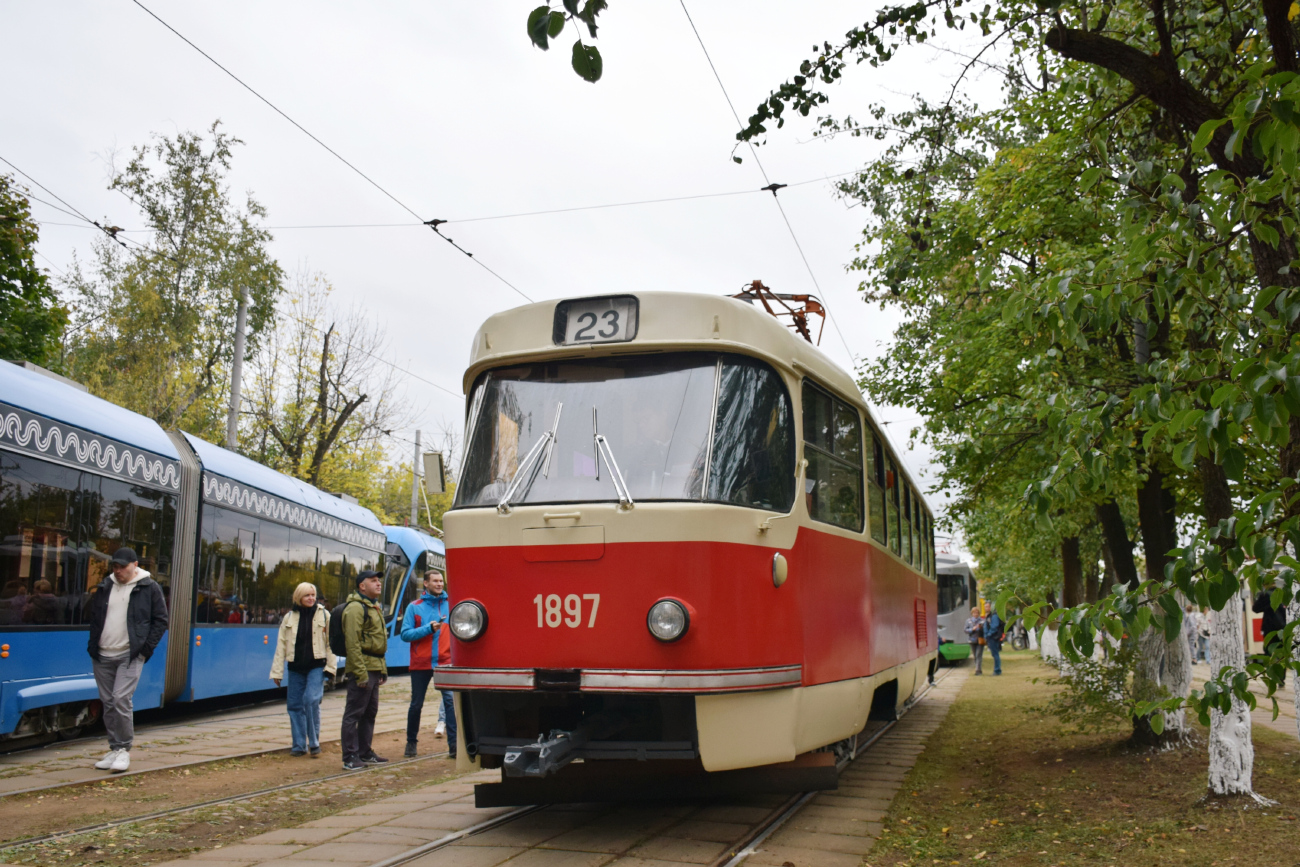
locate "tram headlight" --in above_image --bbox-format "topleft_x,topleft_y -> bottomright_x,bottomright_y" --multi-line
449,601 -> 488,641
646,599 -> 689,642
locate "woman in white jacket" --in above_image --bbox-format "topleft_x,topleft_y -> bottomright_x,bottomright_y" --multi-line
270,583 -> 338,756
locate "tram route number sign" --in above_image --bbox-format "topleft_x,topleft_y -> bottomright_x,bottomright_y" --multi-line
535,593 -> 600,628
553,295 -> 639,345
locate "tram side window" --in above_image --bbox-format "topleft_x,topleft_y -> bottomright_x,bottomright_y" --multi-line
383,542 -> 410,618
901,486 -> 913,565
865,432 -> 887,545
909,491 -> 920,566
886,457 -> 902,555
708,358 -> 796,512
0,450 -> 176,627
801,383 -> 864,531
320,543 -> 352,611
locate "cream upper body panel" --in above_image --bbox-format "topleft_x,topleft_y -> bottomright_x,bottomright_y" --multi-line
443,500 -> 801,550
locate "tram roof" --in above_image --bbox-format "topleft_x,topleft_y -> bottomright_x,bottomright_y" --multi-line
464,291 -> 864,409
0,360 -> 181,461
182,432 -> 385,533
385,525 -> 446,561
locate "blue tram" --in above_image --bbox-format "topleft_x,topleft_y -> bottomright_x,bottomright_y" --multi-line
0,360 -> 440,741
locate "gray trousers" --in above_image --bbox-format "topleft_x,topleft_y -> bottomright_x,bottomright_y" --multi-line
93,655 -> 144,750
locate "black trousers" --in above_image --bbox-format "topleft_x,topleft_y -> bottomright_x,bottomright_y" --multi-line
341,671 -> 381,760
406,669 -> 434,742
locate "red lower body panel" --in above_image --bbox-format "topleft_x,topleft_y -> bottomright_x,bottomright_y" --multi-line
445,526 -> 936,688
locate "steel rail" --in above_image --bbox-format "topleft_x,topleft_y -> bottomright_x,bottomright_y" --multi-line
0,750 -> 451,853
365,664 -> 955,867
714,665 -> 953,867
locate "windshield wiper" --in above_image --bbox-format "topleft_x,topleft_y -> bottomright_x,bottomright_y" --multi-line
592,406 -> 634,510
497,403 -> 562,514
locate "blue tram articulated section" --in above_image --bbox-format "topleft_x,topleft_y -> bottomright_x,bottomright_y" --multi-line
379,526 -> 446,670
0,360 -> 437,742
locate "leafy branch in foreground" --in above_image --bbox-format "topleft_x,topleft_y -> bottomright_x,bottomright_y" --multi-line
525,1 -> 607,82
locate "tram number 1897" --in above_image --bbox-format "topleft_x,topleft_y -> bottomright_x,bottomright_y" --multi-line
534,593 -> 600,628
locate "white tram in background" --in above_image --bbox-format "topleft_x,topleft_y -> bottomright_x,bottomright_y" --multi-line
434,289 -> 938,803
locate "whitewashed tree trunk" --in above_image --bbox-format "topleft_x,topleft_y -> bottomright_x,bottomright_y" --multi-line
1207,589 -> 1269,802
1164,624 -> 1192,738
1133,623 -> 1191,742
1040,625 -> 1060,663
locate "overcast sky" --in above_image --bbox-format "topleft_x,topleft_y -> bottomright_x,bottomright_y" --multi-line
5,1 -> 1002,555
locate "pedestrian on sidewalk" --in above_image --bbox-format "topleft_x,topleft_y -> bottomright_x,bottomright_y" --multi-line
1198,606 -> 1211,664
340,570 -> 388,771
399,570 -> 449,757
270,582 -> 337,757
86,548 -> 168,773
983,607 -> 1005,675
964,607 -> 985,675
1253,586 -> 1288,657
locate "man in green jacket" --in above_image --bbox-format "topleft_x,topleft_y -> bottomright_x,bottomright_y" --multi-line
340,570 -> 388,770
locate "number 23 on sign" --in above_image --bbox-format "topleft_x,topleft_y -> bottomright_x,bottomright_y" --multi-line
535,593 -> 600,628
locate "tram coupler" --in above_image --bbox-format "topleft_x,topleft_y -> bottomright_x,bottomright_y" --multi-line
503,727 -> 587,778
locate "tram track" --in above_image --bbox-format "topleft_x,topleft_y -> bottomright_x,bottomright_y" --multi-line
0,749 -> 452,854
367,667 -> 955,867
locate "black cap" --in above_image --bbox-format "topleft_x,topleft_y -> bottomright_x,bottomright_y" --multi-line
355,570 -> 381,586
110,547 -> 139,566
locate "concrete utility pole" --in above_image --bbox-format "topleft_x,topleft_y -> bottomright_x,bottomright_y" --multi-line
226,287 -> 250,450
410,429 -> 422,526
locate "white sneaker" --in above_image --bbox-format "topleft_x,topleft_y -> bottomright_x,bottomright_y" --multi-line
94,750 -> 120,770
109,750 -> 130,773
434,721 -> 445,737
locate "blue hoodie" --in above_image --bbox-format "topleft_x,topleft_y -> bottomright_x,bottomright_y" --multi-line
400,590 -> 448,670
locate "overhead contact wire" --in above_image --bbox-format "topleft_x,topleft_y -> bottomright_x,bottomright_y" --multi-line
674,3 -> 929,485
674,1 -> 856,366
129,0 -> 532,303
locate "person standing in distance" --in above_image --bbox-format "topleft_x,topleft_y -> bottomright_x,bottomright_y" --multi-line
340,570 -> 388,770
983,607 -> 1006,676
86,548 -> 168,773
399,570 -> 448,758
964,607 -> 985,675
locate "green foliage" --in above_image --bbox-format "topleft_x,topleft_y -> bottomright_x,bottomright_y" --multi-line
526,1 -> 606,82
1041,638 -> 1138,734
65,122 -> 283,440
745,0 -> 1300,734
0,175 -> 66,367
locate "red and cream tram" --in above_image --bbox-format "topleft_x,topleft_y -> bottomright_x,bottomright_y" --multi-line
435,289 -> 937,799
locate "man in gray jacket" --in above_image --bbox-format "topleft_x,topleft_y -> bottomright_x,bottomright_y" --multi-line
86,548 -> 168,773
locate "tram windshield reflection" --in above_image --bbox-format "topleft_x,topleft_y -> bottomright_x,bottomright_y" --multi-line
455,353 -> 795,512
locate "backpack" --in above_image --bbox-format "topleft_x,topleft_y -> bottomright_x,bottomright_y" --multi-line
328,599 -> 360,657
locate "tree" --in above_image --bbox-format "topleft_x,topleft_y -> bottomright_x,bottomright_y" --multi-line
65,122 -> 282,440
242,272 -> 412,514
523,1 -> 608,82
0,175 -> 66,367
731,0 -> 1300,799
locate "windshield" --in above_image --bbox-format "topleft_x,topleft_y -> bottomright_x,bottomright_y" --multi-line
454,353 -> 795,511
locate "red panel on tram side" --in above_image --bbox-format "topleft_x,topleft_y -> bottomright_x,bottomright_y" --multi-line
790,527 -> 936,684
447,539 -> 805,673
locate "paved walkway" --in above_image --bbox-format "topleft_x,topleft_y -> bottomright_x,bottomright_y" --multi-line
138,668 -> 969,867
744,667 -> 968,867
0,675 -> 429,795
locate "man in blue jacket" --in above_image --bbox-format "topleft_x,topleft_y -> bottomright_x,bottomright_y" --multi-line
400,570 -> 450,758
983,608 -> 1005,676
